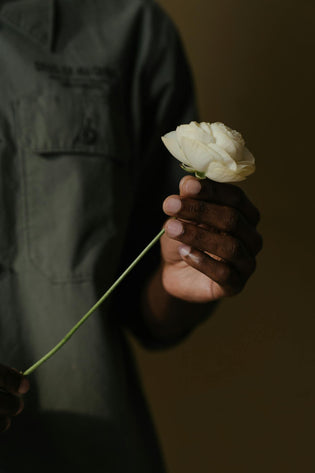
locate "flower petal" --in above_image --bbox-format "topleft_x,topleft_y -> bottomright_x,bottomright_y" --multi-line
161,131 -> 189,165
177,121 -> 215,145
162,121 -> 256,184
241,146 -> 255,164
200,122 -> 213,135
205,161 -> 245,183
211,122 -> 245,145
210,122 -> 245,162
179,136 -> 214,172
208,143 -> 237,168
236,162 -> 256,178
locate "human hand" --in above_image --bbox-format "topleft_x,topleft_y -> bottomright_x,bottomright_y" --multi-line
161,176 -> 262,303
0,364 -> 30,433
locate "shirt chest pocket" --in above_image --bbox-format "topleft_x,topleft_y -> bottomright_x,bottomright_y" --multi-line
15,88 -> 133,283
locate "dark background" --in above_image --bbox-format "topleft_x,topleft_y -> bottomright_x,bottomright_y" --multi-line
129,1 -> 315,472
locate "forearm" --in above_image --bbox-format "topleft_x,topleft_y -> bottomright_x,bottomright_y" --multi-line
141,263 -> 218,344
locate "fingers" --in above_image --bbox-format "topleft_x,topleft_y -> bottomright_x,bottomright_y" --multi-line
178,245 -> 244,295
163,195 -> 262,256
179,175 -> 260,226
162,176 -> 262,296
0,364 -> 30,395
165,219 -> 256,278
0,365 -> 30,434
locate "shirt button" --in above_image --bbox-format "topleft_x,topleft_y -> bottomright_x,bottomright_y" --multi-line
81,127 -> 98,145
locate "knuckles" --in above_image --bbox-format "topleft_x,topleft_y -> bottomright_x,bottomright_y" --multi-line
190,225 -> 205,246
225,236 -> 244,261
180,198 -> 208,221
222,208 -> 241,233
193,200 -> 208,219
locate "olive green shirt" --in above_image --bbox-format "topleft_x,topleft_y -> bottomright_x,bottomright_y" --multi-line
0,0 -> 197,471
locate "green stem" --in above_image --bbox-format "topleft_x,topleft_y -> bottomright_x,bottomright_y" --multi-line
23,228 -> 165,376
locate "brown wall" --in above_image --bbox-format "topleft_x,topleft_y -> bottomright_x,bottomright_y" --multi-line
130,1 -> 315,472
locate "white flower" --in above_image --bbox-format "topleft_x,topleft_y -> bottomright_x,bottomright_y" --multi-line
161,121 -> 255,182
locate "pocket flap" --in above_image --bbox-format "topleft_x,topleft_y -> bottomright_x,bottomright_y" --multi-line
16,88 -> 125,161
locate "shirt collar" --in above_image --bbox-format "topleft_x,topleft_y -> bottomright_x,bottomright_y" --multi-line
0,0 -> 55,51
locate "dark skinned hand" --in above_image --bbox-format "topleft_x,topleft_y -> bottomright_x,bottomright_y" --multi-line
161,175 -> 262,302
0,364 -> 30,433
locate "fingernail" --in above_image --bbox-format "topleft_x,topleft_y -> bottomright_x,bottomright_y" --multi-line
179,245 -> 191,257
18,377 -> 30,395
163,197 -> 181,214
165,219 -> 183,237
184,179 -> 201,195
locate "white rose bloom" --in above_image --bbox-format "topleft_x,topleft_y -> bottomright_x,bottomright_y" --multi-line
161,121 -> 255,182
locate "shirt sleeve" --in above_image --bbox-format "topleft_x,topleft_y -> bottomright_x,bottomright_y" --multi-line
109,1 -> 200,349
